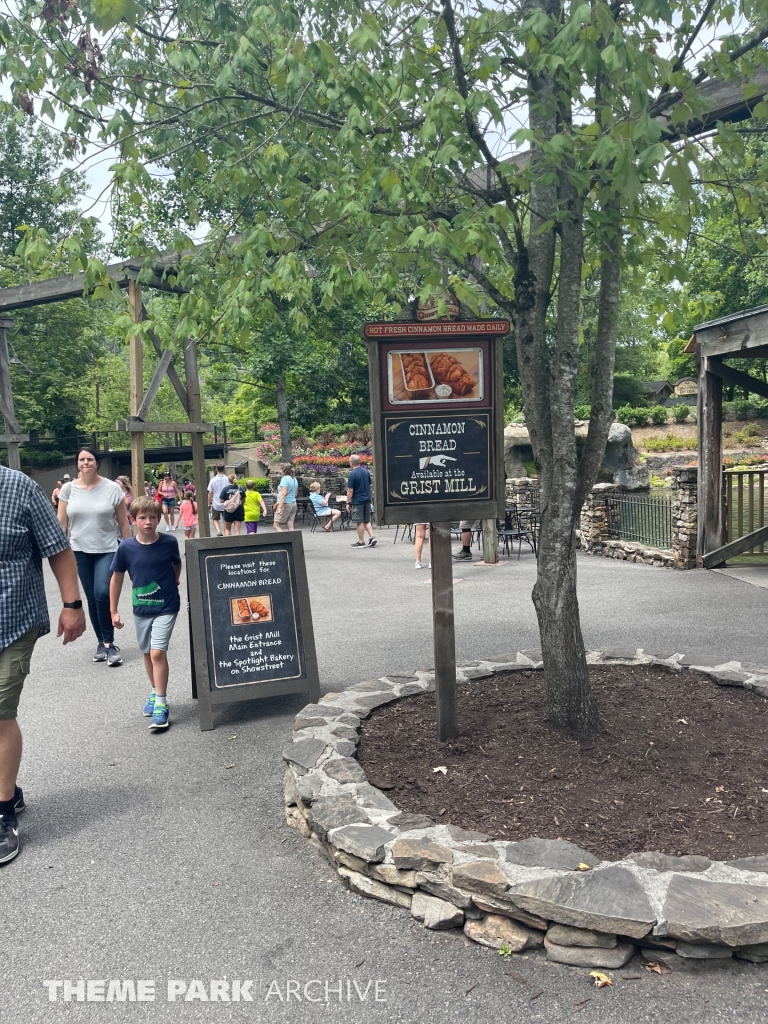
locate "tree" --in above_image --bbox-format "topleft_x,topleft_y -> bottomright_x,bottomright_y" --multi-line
6,0 -> 768,736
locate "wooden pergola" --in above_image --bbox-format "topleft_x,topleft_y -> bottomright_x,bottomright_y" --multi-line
0,254 -> 212,536
693,304 -> 768,566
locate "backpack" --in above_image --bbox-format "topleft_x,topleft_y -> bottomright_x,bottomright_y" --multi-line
223,487 -> 241,513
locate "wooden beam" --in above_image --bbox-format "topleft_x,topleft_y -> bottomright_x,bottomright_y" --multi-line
0,319 -> 21,470
135,347 -> 175,422
140,309 -> 190,415
0,263 -> 185,312
698,308 -> 768,358
697,352 -> 724,561
430,522 -> 458,741
183,336 -> 211,538
128,281 -> 145,497
116,419 -> 213,432
703,523 -> 768,568
0,434 -> 29,443
707,360 -> 768,401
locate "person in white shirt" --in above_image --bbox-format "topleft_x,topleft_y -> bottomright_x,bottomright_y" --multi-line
206,464 -> 229,537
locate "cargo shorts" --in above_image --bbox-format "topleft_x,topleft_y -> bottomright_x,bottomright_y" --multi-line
0,628 -> 40,720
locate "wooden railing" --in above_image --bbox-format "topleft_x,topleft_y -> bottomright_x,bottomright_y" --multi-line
724,469 -> 768,554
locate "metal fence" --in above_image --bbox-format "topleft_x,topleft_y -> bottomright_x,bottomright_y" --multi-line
606,491 -> 673,549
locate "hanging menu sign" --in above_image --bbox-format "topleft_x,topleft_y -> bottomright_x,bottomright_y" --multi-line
185,534 -> 319,730
366,319 -> 509,526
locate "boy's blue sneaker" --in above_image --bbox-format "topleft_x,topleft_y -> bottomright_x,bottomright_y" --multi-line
142,693 -> 156,717
149,700 -> 169,731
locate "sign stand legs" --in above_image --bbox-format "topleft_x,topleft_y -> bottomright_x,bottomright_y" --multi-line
430,522 -> 458,741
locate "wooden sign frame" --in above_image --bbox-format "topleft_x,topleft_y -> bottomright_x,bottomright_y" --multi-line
366,320 -> 509,526
185,533 -> 320,730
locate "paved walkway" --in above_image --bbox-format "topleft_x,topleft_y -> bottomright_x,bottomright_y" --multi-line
5,528 -> 768,1022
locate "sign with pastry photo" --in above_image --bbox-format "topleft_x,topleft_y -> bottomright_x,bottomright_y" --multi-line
388,348 -> 483,404
230,595 -> 273,626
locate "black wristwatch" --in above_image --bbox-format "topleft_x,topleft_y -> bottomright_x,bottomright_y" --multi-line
63,600 -> 83,609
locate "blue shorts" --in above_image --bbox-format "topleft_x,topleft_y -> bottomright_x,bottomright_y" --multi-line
134,613 -> 178,654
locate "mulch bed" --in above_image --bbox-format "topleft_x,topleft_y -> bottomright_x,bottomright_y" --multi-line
357,665 -> 768,860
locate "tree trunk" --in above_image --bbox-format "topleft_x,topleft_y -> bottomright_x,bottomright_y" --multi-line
275,373 -> 292,462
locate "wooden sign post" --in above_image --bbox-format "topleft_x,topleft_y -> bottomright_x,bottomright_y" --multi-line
185,533 -> 320,730
365,311 -> 509,740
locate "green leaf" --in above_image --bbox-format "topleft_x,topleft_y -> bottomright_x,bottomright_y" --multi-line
92,0 -> 136,30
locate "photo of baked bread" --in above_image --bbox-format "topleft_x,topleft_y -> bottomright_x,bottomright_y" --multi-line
387,348 -> 483,403
230,594 -> 274,625
429,352 -> 476,396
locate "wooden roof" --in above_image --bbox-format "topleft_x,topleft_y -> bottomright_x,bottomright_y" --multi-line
692,303 -> 768,358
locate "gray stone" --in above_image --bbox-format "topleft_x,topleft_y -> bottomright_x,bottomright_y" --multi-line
326,724 -> 360,742
331,739 -> 357,758
518,649 -> 543,663
392,839 -> 453,871
416,874 -> 474,910
735,942 -> 768,963
472,897 -> 547,930
600,647 -> 638,660
322,757 -> 367,785
642,649 -> 677,660
346,692 -> 400,711
640,948 -> 693,972
465,914 -> 543,952
452,861 -> 510,898
510,865 -> 655,939
505,837 -> 598,871
487,654 -> 519,664
461,667 -> 494,680
383,674 -> 419,683
664,875 -> 768,946
388,812 -> 435,831
282,737 -> 328,772
369,864 -> 418,889
728,856 -> 768,873
491,663 -> 530,673
295,773 -> 325,805
704,669 -> 748,686
411,893 -> 464,930
337,867 -> 412,909
306,795 -> 368,839
446,824 -> 490,842
544,937 -> 636,968
603,422 -> 649,489
455,844 -> 498,860
297,703 -> 352,720
347,679 -> 396,692
398,682 -> 427,696
627,851 -> 712,873
546,923 -> 617,949
294,715 -> 330,731
678,654 -> 727,668
675,941 -> 733,959
330,824 -> 395,863
283,767 -> 299,807
752,684 -> 768,699
354,783 -> 397,811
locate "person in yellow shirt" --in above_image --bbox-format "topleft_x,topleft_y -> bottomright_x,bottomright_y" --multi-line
244,480 -> 268,533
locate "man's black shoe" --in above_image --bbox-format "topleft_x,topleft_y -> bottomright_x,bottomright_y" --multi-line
0,812 -> 20,864
13,786 -> 24,813
453,549 -> 473,561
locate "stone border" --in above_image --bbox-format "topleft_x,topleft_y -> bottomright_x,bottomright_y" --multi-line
283,650 -> 768,970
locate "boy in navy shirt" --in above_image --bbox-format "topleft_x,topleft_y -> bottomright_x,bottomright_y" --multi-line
109,496 -> 182,730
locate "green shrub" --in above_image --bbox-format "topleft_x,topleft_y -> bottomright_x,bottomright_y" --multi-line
649,405 -> 668,425
672,404 -> 691,422
733,399 -> 753,420
20,449 -> 65,467
630,408 -> 649,427
733,424 -> 762,446
723,401 -> 735,420
643,434 -> 694,452
522,460 -> 538,477
752,398 -> 768,418
615,404 -> 634,425
236,477 -> 269,490
574,404 -> 591,420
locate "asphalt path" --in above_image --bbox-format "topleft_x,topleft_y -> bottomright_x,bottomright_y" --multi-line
3,523 -> 768,1023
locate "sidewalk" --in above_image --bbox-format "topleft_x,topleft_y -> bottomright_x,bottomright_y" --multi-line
4,527 -> 768,1022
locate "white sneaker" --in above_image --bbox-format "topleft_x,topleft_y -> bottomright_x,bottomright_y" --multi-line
415,561 -> 423,569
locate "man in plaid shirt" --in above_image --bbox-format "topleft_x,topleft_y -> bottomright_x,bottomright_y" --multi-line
0,465 -> 86,864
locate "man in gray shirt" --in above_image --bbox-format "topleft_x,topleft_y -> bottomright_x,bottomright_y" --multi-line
207,464 -> 229,537
0,465 -> 86,864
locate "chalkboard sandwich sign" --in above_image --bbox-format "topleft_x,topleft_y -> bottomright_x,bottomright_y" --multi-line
185,533 -> 319,730
365,309 -> 509,526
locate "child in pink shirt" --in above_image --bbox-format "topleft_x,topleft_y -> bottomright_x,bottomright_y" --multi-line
178,489 -> 199,539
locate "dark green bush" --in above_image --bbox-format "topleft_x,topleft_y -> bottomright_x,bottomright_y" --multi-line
574,404 -> 591,420
649,405 -> 668,425
20,449 -> 65,467
672,404 -> 691,422
615,405 -> 634,425
733,399 -> 754,420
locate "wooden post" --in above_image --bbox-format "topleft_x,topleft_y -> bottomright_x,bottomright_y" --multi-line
697,350 -> 723,562
184,336 -> 210,538
482,518 -> 498,563
0,318 -> 22,471
430,521 -> 458,742
128,280 -> 145,496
